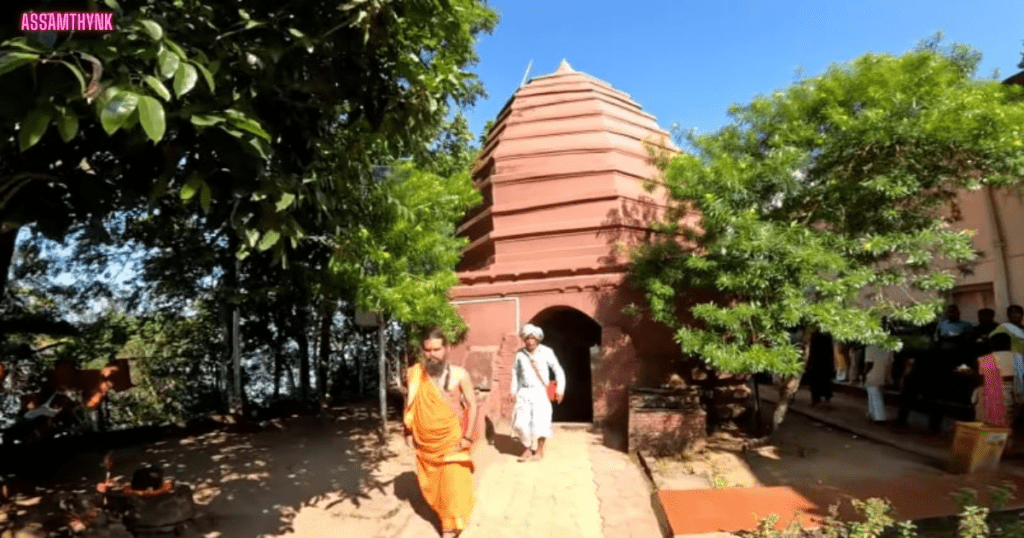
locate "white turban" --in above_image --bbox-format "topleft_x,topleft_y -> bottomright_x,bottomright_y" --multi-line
520,324 -> 544,341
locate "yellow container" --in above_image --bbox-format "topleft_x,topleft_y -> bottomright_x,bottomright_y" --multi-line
948,421 -> 1010,474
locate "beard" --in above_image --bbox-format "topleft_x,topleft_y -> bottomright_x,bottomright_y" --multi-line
424,359 -> 446,377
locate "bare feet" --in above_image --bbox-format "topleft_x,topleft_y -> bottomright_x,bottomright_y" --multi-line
517,448 -> 534,462
531,452 -> 544,462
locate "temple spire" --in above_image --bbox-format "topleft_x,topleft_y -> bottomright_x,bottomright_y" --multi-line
556,59 -> 574,73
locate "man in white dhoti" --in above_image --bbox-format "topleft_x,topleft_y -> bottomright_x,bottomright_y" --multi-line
506,324 -> 566,462
863,344 -> 894,422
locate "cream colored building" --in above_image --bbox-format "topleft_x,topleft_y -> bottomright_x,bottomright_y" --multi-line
947,185 -> 1023,323
943,71 -> 1024,324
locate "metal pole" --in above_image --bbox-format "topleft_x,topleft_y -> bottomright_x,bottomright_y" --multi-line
518,59 -> 533,88
232,300 -> 241,411
378,313 -> 387,439
230,198 -> 242,414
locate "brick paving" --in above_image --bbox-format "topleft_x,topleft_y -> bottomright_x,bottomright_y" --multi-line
463,426 -> 624,538
320,424 -> 664,537
588,440 -> 666,538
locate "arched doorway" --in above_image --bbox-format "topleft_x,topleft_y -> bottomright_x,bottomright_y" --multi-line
530,307 -> 600,423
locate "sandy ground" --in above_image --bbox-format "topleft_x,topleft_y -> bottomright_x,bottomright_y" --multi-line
648,411 -> 948,491
0,405 -> 414,537
0,401 -> 976,538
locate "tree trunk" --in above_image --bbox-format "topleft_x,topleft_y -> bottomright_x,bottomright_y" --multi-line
273,350 -> 282,399
768,328 -> 814,436
231,303 -> 241,414
378,315 -> 387,438
285,353 -> 296,396
317,303 -> 333,403
357,337 -> 364,397
770,374 -> 802,434
223,233 -> 243,415
273,315 -> 285,399
220,296 -> 233,412
335,335 -> 349,394
296,311 -> 310,401
0,224 -> 19,300
389,326 -> 402,388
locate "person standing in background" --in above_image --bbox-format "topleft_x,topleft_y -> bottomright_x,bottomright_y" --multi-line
990,305 -> 1024,355
864,343 -> 895,422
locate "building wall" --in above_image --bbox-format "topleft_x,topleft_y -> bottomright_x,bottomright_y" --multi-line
449,279 -> 691,431
948,187 -> 1024,322
450,63 -> 693,445
849,187 -> 1022,325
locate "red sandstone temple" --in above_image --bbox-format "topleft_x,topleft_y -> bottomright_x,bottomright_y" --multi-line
449,60 -> 706,445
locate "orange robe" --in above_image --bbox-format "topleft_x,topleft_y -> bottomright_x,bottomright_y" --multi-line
404,364 -> 475,532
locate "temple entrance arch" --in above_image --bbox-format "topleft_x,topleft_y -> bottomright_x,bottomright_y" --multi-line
529,306 -> 600,423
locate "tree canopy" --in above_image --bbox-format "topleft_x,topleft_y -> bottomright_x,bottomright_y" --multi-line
631,39 -> 1024,430
0,0 -> 496,427
0,0 -> 496,291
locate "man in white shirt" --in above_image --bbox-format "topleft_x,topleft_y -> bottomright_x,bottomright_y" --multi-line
506,324 -> 566,462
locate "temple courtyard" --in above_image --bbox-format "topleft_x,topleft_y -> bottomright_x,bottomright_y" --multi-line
3,396 -> 1024,538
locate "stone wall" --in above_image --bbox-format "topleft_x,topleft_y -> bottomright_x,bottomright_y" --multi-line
683,363 -> 752,425
593,327 -> 637,430
627,387 -> 706,456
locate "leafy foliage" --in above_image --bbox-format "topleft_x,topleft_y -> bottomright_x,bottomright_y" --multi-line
0,0 -> 497,280
631,39 -> 1024,382
0,0 -> 497,424
745,484 -> 1022,538
332,160 -> 480,338
104,307 -> 223,425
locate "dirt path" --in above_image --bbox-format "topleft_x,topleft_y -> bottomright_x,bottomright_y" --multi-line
2,408 -> 402,537
0,409 -> 663,538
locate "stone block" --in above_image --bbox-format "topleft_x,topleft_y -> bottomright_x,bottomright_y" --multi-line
627,389 -> 707,457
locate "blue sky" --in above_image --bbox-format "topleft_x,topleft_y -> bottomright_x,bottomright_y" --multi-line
462,0 -> 1024,141
23,1 -> 1024,301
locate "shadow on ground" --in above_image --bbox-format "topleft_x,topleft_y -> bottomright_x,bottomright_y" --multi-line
489,433 -> 524,457
393,471 -> 440,534
0,403 -> 404,537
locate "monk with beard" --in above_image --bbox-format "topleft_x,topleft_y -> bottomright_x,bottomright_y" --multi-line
403,327 -> 478,537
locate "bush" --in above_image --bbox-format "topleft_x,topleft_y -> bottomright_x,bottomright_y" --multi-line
743,484 -> 1023,538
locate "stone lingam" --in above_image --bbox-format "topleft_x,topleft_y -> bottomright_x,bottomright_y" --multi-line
98,464 -> 196,536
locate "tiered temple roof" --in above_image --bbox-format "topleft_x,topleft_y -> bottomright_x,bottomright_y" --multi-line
457,60 -> 678,284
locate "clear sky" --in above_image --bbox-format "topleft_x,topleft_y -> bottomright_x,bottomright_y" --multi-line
462,0 -> 1024,141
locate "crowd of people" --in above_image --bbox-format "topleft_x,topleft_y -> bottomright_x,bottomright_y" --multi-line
811,305 -> 1024,435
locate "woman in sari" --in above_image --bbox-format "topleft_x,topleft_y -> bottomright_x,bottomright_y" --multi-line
973,333 -> 1024,427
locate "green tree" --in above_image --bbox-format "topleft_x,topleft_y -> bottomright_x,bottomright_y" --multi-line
333,160 -> 481,339
2,0 -> 497,413
0,0 -> 498,296
631,38 -> 1024,434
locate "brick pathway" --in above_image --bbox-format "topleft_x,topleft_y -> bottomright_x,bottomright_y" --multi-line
589,439 -> 666,538
462,427 -> 604,538
311,424 -> 665,537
